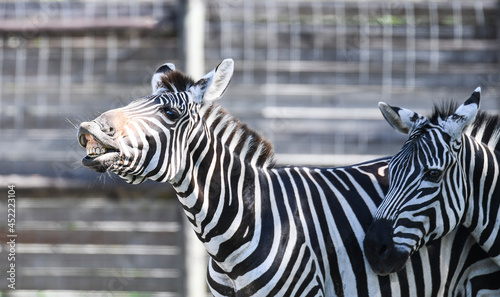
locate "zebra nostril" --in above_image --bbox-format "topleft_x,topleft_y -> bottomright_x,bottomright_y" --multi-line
377,243 -> 390,259
100,125 -> 115,136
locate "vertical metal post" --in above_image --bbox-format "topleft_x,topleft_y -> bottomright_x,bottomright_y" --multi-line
405,2 -> 416,90
429,2 -> 439,73
382,3 -> 393,99
358,2 -> 369,85
179,1 -> 207,296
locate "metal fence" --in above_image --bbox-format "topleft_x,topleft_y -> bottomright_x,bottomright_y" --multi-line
0,0 -> 180,179
1,0 -> 498,178
0,0 -> 499,296
206,0 -> 499,165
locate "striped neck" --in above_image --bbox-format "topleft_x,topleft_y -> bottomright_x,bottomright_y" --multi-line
171,102 -> 272,261
461,134 -> 500,265
461,111 -> 500,264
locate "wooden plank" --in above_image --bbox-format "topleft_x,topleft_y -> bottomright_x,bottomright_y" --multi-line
275,153 -> 386,167
20,267 -> 180,278
17,253 -> 183,269
4,289 -> 180,297
3,291 -> 179,297
229,60 -> 499,75
17,204 -> 181,222
14,275 -> 181,292
0,18 -> 160,33
14,230 -> 181,245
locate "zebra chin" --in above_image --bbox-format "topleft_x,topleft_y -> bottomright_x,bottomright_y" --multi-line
363,219 -> 411,276
81,152 -> 120,173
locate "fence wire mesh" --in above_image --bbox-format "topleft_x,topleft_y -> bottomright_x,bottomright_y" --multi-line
1,0 -> 499,178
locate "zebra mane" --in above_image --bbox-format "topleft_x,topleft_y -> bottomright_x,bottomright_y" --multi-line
160,70 -> 195,93
428,101 -> 460,124
429,101 -> 500,151
200,102 -> 276,168
469,110 -> 500,151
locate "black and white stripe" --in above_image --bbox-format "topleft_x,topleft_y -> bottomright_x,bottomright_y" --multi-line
79,62 -> 500,296
364,88 -> 500,277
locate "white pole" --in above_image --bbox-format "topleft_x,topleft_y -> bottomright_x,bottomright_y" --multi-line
184,217 -> 208,297
180,0 -> 207,296
181,0 -> 205,78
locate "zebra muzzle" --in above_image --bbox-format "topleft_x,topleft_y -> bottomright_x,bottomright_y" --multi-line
78,121 -> 121,173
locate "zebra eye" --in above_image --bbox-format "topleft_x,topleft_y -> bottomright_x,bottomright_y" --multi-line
424,169 -> 442,182
160,107 -> 180,121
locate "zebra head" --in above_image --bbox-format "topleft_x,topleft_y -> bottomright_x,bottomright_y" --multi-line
363,88 -> 480,275
77,59 -> 234,184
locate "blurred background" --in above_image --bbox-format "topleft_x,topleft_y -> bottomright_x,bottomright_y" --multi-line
0,0 -> 499,296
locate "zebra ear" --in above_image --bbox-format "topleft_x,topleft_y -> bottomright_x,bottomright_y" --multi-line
151,63 -> 176,94
442,87 -> 480,139
379,102 -> 427,135
378,102 -> 427,134
189,58 -> 234,104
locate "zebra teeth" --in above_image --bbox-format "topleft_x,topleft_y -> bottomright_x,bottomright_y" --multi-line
85,134 -> 109,158
86,147 -> 108,158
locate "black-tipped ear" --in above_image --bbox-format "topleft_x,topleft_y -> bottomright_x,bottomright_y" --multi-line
465,86 -> 481,106
442,87 -> 480,140
151,63 -> 176,94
